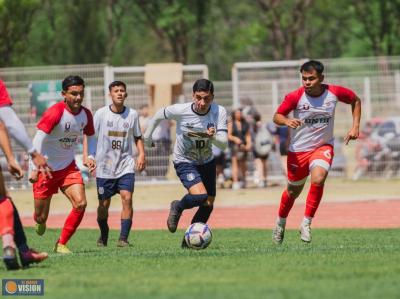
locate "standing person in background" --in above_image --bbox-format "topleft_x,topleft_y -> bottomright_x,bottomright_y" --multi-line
228,108 -> 252,190
87,81 -> 146,247
253,115 -> 273,188
272,60 -> 361,244
144,79 -> 228,248
30,75 -> 96,254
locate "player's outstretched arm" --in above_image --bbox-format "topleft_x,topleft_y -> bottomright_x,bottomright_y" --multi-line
143,108 -> 166,147
134,136 -> 146,172
344,96 -> 362,145
0,121 -> 23,180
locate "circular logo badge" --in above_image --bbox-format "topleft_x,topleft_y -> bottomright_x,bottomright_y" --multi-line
5,281 -> 17,294
187,173 -> 195,182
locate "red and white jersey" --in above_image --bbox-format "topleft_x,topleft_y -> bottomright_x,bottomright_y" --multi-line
0,80 -> 13,107
35,101 -> 94,171
277,84 -> 356,152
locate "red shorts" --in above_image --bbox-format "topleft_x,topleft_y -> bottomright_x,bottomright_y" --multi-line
287,144 -> 334,184
33,161 -> 84,199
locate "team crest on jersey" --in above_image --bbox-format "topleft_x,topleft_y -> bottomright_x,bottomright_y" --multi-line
64,122 -> 71,132
107,121 -> 113,127
187,173 -> 195,181
207,123 -> 215,129
123,122 -> 129,129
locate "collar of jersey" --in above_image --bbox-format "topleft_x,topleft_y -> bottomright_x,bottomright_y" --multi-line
108,105 -> 126,114
64,101 -> 82,115
191,103 -> 211,116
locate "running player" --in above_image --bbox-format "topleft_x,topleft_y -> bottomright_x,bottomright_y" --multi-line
87,81 -> 145,247
144,79 -> 228,248
31,75 -> 96,254
272,60 -> 361,244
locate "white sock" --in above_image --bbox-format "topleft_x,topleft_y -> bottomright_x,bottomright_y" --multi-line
302,216 -> 312,226
2,234 -> 16,249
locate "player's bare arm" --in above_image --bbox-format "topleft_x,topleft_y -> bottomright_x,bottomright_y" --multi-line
344,96 -> 361,145
273,113 -> 303,129
84,134 -> 97,174
134,136 -> 146,172
0,121 -> 24,180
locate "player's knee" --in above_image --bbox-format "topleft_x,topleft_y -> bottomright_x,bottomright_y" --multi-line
310,176 -> 326,186
205,196 -> 215,206
287,188 -> 301,199
75,201 -> 87,211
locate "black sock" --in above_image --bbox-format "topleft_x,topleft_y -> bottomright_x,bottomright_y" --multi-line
97,218 -> 109,242
119,219 -> 132,241
178,193 -> 208,211
191,205 -> 214,224
11,200 -> 28,252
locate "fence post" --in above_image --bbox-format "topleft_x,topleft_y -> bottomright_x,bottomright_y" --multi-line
395,71 -> 400,107
272,80 -> 278,111
103,65 -> 114,104
363,77 -> 372,120
231,64 -> 239,108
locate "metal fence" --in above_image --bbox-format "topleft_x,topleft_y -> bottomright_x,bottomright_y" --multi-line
0,64 -> 208,188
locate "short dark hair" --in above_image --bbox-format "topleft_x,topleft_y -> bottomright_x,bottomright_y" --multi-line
108,80 -> 127,91
193,79 -> 214,94
62,75 -> 85,91
300,60 -> 324,74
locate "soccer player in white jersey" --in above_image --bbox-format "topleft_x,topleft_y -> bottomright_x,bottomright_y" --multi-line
87,81 -> 146,247
272,60 -> 361,244
144,79 -> 228,248
30,75 -> 96,254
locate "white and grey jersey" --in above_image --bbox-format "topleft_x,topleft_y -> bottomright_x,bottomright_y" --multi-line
93,105 -> 142,179
165,102 -> 227,165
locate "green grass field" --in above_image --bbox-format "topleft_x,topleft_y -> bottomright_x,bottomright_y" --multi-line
2,228 -> 399,299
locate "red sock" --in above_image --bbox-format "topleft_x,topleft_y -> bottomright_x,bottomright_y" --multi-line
0,197 -> 14,236
278,189 -> 296,218
58,208 -> 85,245
305,183 -> 324,218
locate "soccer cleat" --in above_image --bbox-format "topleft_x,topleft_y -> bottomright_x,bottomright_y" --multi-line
272,221 -> 286,244
117,239 -> 131,247
53,243 -> 72,254
300,223 -> 312,243
167,200 -> 182,233
19,249 -> 48,268
97,237 -> 108,247
35,223 -> 46,236
181,237 -> 190,249
3,246 -> 20,270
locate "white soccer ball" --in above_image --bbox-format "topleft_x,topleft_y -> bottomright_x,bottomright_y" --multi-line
184,222 -> 213,250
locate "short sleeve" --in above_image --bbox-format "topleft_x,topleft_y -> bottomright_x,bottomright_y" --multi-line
163,104 -> 181,121
132,110 -> 142,137
0,80 -> 13,107
36,102 -> 65,134
276,88 -> 304,116
328,85 -> 357,104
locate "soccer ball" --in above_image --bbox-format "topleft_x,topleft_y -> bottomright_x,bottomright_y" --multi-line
184,222 -> 212,250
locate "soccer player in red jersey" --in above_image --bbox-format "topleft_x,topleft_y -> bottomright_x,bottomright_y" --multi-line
272,60 -> 361,244
0,79 -> 50,269
0,121 -> 48,270
31,75 -> 96,254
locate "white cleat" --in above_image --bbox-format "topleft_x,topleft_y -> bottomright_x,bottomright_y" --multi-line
299,223 -> 312,243
272,222 -> 285,244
